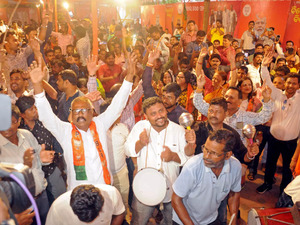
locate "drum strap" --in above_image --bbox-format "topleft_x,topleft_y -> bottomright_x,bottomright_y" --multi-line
145,126 -> 167,169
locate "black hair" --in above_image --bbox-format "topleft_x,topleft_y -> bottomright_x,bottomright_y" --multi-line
162,82 -> 182,98
179,58 -> 190,66
227,86 -> 242,99
210,97 -> 228,112
142,96 -> 163,113
285,73 -> 300,83
77,77 -> 88,89
187,20 -> 195,25
53,46 -> 62,52
70,185 -> 104,223
210,54 -> 221,61
253,52 -> 263,59
149,26 -> 160,34
59,69 -> 77,85
196,30 -> 206,37
105,52 -> 115,59
45,49 -> 54,56
255,43 -> 264,49
208,129 -> 236,153
275,66 -> 290,76
223,34 -> 233,42
16,96 -> 35,113
238,66 -> 248,74
248,21 -> 255,25
10,69 -> 24,78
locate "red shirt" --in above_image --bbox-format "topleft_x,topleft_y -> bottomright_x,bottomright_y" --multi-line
97,64 -> 122,93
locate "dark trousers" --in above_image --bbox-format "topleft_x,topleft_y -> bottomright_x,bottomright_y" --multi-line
249,125 -> 270,174
264,134 -> 297,193
126,157 -> 135,208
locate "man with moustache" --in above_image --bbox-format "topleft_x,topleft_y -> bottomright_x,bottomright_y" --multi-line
257,52 -> 300,194
125,97 -> 192,225
172,129 -> 241,225
29,55 -> 134,190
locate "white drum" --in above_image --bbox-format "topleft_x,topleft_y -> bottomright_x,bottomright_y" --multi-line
133,168 -> 167,206
248,208 -> 262,225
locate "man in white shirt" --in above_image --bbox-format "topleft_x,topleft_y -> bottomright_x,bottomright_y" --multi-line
240,21 -> 256,55
256,52 -> 300,194
29,55 -> 134,190
246,52 -> 263,89
46,184 -> 125,225
125,97 -> 193,225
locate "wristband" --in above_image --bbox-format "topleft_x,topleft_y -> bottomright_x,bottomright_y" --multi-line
246,152 -> 255,160
41,25 -> 48,28
89,74 -> 96,77
196,88 -> 203,92
146,62 -> 153,67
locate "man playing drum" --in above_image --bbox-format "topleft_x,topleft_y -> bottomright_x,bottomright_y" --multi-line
125,97 -> 195,225
172,129 -> 241,225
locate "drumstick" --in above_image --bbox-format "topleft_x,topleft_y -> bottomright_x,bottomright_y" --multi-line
228,213 -> 236,225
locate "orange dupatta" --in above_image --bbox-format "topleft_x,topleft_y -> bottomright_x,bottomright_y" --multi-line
71,121 -> 111,184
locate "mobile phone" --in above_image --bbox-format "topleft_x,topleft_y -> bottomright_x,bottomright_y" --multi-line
244,52 -> 249,58
68,11 -> 74,18
210,50 -> 213,55
275,35 -> 280,42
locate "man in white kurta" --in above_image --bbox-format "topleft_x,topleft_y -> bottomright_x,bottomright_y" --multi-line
125,97 -> 192,225
45,184 -> 125,225
34,79 -> 132,190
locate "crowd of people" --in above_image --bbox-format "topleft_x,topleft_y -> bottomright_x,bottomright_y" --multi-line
0,4 -> 300,225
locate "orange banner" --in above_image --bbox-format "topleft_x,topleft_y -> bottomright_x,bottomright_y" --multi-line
141,0 -> 292,43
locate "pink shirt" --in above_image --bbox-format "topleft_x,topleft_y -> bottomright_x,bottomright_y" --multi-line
180,31 -> 196,52
51,32 -> 74,55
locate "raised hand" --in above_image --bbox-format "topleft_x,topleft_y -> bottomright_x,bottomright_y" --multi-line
39,144 -> 55,163
261,80 -> 272,102
227,49 -> 236,63
85,90 -> 103,102
199,47 -> 208,59
262,49 -> 274,66
29,57 -> 45,84
196,72 -> 206,89
126,52 -> 138,82
147,49 -> 160,64
86,55 -> 100,76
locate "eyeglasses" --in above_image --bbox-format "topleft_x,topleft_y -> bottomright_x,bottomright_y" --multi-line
177,76 -> 185,79
201,145 -> 225,158
70,108 -> 91,115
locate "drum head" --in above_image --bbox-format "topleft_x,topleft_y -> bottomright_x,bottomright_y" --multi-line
248,208 -> 262,225
133,168 -> 167,206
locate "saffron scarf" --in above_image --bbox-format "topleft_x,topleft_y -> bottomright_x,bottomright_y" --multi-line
71,121 -> 111,184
